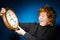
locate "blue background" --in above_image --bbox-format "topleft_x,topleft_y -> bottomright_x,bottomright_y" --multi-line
0,0 -> 60,40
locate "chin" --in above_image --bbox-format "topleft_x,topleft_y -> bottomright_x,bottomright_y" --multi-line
40,24 -> 46,26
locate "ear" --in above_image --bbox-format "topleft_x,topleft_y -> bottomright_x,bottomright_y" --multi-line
49,19 -> 52,21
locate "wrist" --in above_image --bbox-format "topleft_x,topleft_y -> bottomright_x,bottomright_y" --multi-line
22,31 -> 26,36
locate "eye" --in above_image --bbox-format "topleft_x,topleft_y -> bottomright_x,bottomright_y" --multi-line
42,16 -> 44,17
40,15 -> 44,18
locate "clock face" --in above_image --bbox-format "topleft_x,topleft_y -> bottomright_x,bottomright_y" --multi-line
6,10 -> 18,28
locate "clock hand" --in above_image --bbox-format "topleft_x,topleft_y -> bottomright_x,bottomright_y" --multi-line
11,18 -> 16,23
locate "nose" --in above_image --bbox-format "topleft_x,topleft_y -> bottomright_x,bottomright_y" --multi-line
39,16 -> 42,20
38,16 -> 41,22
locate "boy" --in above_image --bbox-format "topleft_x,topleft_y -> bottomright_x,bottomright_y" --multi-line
1,5 -> 56,40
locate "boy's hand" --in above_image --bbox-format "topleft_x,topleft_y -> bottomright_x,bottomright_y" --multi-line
1,8 -> 6,13
15,26 -> 26,36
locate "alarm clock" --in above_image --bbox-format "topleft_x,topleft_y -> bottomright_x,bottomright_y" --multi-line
0,8 -> 19,31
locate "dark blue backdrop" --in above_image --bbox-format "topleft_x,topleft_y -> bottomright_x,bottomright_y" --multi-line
0,0 -> 60,40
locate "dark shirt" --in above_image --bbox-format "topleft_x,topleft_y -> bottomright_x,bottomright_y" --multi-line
20,23 -> 55,40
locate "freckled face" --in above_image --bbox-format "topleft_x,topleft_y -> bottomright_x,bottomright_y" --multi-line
38,12 -> 49,26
